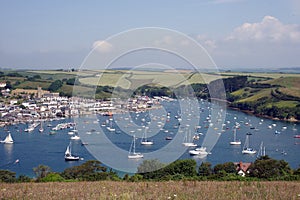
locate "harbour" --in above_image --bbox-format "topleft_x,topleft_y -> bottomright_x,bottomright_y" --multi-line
0,99 -> 299,177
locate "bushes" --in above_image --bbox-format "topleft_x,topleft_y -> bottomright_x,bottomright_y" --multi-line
1,158 -> 300,183
40,173 -> 65,182
0,170 -> 16,183
48,80 -> 63,92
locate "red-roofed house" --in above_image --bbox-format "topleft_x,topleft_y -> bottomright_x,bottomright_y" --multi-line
234,161 -> 252,177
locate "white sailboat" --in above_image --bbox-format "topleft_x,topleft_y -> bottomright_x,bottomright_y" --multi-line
107,121 -> 115,132
1,133 -> 14,144
64,142 -> 80,161
230,126 -> 241,145
242,133 -> 256,154
141,127 -> 153,145
128,135 -> 143,159
182,129 -> 197,147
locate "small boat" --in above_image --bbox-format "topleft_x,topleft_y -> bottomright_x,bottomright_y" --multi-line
193,134 -> 200,140
141,127 -> 153,145
294,135 -> 300,138
39,121 -> 44,133
49,130 -> 56,135
68,130 -> 75,135
24,123 -> 35,132
107,121 -> 116,132
70,134 -> 80,140
64,142 -> 80,161
128,135 -> 143,159
189,147 -> 209,155
1,133 -> 14,144
242,133 -> 257,154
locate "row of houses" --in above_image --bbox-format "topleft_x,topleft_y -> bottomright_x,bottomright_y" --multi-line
0,87 -> 165,126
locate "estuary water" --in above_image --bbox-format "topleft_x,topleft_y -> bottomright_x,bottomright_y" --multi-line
0,100 -> 299,177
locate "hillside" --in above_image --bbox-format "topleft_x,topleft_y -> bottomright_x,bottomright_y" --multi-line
1,69 -> 299,120
229,76 -> 300,121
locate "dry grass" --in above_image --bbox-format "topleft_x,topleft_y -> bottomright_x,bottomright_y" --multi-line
1,181 -> 299,200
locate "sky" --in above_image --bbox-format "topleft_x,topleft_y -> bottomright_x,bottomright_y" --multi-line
0,0 -> 300,70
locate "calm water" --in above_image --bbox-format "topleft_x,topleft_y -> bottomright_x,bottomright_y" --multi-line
0,100 -> 299,177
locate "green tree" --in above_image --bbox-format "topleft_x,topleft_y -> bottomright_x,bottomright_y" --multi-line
66,78 -> 76,85
40,173 -> 65,182
61,160 -> 107,181
33,165 -> 52,180
0,170 -> 16,183
213,162 -> 236,174
5,81 -> 12,89
17,174 -> 32,182
198,162 -> 213,176
142,159 -> 197,180
137,159 -> 165,174
48,80 -> 63,92
249,156 -> 292,179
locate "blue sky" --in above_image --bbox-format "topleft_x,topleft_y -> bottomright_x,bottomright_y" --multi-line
0,0 -> 299,69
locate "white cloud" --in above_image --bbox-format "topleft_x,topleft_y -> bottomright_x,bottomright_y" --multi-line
196,34 -> 217,51
154,36 -> 174,46
193,16 -> 300,68
92,40 -> 113,53
227,15 -> 300,43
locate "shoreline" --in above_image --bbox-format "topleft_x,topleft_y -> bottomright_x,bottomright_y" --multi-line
228,105 -> 300,123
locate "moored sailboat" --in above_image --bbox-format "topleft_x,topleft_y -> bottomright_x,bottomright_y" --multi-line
230,126 -> 241,145
64,142 -> 80,161
1,133 -> 14,144
182,129 -> 197,147
242,133 -> 256,154
128,135 -> 143,159
141,127 -> 153,145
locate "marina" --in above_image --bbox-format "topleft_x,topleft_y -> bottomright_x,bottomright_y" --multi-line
0,99 -> 300,176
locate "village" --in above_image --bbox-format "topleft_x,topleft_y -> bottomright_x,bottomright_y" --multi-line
0,83 -> 169,127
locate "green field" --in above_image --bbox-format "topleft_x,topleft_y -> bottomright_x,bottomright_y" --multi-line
78,70 -> 229,88
265,77 -> 300,98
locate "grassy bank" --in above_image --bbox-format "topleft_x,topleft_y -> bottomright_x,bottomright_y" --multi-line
1,181 -> 299,199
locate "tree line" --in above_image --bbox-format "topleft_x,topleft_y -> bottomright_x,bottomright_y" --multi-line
1,156 -> 300,183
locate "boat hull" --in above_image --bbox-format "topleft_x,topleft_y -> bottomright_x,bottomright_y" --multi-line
242,148 -> 257,154
65,156 -> 80,161
182,143 -> 197,147
128,153 -> 144,159
230,141 -> 241,145
141,141 -> 153,145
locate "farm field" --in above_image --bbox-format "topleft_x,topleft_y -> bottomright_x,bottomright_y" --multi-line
0,181 -> 299,200
78,70 -> 231,88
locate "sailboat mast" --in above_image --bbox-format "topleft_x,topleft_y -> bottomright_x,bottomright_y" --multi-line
233,128 -> 236,142
133,135 -> 136,154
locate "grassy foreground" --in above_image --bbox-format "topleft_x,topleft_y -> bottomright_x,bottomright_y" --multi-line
1,181 -> 299,200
